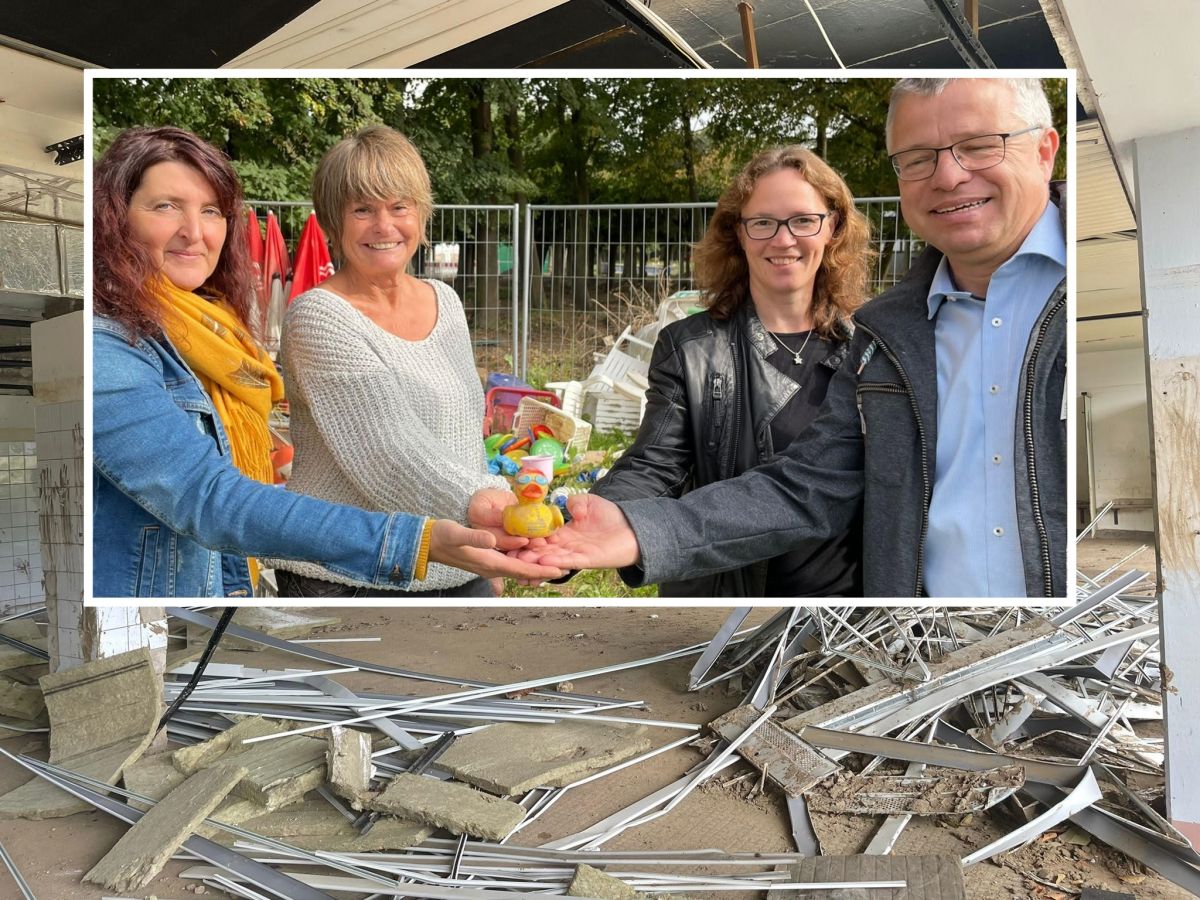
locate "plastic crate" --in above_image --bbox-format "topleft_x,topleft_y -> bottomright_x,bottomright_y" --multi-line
513,397 -> 592,458
484,387 -> 559,436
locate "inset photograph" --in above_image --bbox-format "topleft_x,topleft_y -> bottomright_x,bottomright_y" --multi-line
0,600 -> 1191,897
89,73 -> 1068,600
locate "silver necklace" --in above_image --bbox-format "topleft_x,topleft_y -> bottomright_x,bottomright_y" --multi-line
768,328 -> 814,365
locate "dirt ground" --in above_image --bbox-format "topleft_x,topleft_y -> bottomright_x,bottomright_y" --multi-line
0,605 -> 1188,899
1076,533 -> 1158,595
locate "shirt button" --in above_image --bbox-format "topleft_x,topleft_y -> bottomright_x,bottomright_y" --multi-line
989,384 -> 1000,394
993,526 -> 1005,537
991,317 -> 1003,327
992,454 -> 1002,464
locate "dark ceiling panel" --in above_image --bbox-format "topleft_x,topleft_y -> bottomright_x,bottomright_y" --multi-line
652,0 -> 1065,70
0,0 -> 321,67
420,0 -> 697,68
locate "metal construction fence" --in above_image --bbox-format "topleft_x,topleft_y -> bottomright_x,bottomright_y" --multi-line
247,198 -> 921,383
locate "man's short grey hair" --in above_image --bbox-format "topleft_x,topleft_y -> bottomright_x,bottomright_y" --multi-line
885,78 -> 1053,149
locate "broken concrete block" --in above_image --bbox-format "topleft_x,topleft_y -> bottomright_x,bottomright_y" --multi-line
229,797 -> 433,851
436,720 -> 651,795
568,863 -> 656,900
0,647 -> 161,820
0,622 -> 47,673
327,724 -> 373,809
173,715 -> 327,809
368,772 -> 525,841
0,677 -> 45,720
84,763 -> 246,892
122,752 -> 266,834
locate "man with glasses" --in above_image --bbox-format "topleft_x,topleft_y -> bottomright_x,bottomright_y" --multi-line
510,77 -> 1066,598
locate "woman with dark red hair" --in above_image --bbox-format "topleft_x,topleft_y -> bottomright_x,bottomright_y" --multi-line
92,126 -> 561,598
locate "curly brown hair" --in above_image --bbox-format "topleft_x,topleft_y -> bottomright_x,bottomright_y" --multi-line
693,146 -> 873,338
94,127 -> 257,339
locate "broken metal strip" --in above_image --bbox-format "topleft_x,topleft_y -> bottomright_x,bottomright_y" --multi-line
187,865 -> 907,895
0,750 -> 335,900
301,674 -> 422,751
0,839 -> 35,900
0,632 -> 48,660
170,606 -> 687,705
747,608 -> 802,708
785,794 -> 821,856
799,725 -> 1085,786
1052,571 -> 1148,625
962,768 -> 1103,865
824,623 -> 1160,738
688,607 -> 751,689
190,666 -> 360,691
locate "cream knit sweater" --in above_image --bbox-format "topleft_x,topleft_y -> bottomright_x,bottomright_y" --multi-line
270,280 -> 508,590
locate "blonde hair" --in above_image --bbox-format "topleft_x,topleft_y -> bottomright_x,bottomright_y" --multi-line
312,125 -> 434,263
693,146 -> 873,337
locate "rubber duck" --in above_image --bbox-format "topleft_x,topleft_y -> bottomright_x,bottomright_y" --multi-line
502,458 -> 565,538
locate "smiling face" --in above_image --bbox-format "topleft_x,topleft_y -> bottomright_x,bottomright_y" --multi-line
127,160 -> 227,292
339,197 -> 422,279
889,79 -> 1059,283
736,168 -> 834,309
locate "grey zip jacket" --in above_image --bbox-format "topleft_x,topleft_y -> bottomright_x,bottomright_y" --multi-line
616,184 -> 1067,598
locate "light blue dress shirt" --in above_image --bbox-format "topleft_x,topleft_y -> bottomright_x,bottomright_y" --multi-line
923,200 -> 1066,597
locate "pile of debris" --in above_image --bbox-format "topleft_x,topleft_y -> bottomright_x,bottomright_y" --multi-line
0,578 -> 1193,899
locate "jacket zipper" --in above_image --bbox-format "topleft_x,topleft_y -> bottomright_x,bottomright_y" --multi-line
855,383 -> 907,434
855,323 -> 931,597
724,337 -> 742,479
1023,292 -> 1065,597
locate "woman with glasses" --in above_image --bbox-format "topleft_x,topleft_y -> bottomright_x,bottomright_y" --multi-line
590,146 -> 873,596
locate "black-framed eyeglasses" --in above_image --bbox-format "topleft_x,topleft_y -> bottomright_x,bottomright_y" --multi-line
738,212 -> 832,240
889,125 -> 1046,182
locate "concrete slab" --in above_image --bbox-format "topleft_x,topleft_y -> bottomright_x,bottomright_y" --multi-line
0,677 -> 44,720
787,855 -> 966,899
436,720 -> 652,795
0,622 -> 46,673
123,751 -> 266,834
369,772 -> 525,841
327,724 -> 372,809
173,716 -> 327,809
185,608 -> 340,652
84,763 -> 246,892
228,797 -> 433,851
568,863 -> 655,900
0,647 -> 160,820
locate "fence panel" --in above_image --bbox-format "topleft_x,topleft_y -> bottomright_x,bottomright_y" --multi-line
244,201 -> 520,371
520,203 -> 715,383
519,199 -> 921,382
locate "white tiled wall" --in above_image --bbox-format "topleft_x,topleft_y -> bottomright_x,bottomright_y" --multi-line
0,440 -> 44,610
37,398 -> 85,670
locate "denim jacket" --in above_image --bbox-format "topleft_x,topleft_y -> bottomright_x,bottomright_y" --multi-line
93,316 -> 428,598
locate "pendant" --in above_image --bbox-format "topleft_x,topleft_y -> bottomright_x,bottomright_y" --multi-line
793,353 -> 803,364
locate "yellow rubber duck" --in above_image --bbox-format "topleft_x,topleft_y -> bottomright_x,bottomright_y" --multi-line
503,463 -> 565,538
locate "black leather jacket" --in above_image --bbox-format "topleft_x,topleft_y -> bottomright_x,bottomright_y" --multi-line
592,302 -> 861,596
618,185 -> 1068,597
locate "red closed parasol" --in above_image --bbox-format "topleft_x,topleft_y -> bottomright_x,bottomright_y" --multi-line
288,213 -> 335,302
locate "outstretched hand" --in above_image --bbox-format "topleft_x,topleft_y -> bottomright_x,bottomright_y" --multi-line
429,519 -> 565,583
517,493 -> 641,571
467,488 -> 525,551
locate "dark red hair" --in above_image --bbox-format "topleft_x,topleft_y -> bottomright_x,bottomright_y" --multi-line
93,127 -> 258,338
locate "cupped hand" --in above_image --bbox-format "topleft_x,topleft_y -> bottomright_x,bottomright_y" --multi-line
518,493 -> 640,570
467,487 -> 526,551
428,519 -> 565,583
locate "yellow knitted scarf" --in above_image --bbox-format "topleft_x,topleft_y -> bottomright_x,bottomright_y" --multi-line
153,278 -> 284,583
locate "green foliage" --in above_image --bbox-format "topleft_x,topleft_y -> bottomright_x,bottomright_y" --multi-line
504,568 -> 657,599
